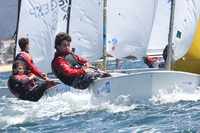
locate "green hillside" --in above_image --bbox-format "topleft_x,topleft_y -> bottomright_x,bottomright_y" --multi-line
0,0 -> 18,40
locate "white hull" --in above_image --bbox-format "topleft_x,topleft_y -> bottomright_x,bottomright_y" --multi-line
1,71 -> 199,104
44,84 -> 86,97
89,71 -> 200,104
0,83 -> 85,99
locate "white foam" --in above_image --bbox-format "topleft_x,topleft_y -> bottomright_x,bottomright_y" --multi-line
1,85 -> 200,129
150,86 -> 200,104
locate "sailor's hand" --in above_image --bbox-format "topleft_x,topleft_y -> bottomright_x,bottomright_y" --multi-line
42,73 -> 47,77
84,68 -> 92,73
29,74 -> 36,80
44,77 -> 51,82
85,62 -> 92,68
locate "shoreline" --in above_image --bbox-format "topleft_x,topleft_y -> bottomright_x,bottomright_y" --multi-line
0,64 -> 12,72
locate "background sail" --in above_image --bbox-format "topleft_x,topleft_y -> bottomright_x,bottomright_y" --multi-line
171,0 -> 200,74
16,0 -> 69,73
172,0 -> 200,60
148,0 -> 171,55
68,0 -> 104,62
106,0 -> 158,59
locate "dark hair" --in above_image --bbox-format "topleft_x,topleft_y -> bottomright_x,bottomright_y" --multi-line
18,38 -> 29,50
12,60 -> 26,75
55,32 -> 72,50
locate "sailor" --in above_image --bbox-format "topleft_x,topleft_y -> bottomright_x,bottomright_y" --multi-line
15,38 -> 50,82
8,60 -> 57,102
143,56 -> 158,68
163,44 -> 168,62
51,32 -> 111,90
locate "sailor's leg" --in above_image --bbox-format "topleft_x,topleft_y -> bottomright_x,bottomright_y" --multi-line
25,82 -> 50,102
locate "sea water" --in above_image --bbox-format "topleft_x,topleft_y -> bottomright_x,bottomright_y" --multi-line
1,59 -> 200,132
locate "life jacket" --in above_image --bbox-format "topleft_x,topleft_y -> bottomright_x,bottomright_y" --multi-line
8,75 -> 35,98
147,57 -> 156,68
163,45 -> 168,62
15,51 -> 33,71
51,52 -> 82,86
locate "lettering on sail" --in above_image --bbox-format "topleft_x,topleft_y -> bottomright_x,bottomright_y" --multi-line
29,0 -> 58,18
59,0 -> 69,13
28,0 -> 69,35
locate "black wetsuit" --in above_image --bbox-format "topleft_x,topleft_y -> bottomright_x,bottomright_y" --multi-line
8,75 -> 56,102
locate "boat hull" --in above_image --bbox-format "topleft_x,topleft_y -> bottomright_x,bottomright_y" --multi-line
1,71 -> 199,104
89,71 -> 200,103
0,83 -> 86,99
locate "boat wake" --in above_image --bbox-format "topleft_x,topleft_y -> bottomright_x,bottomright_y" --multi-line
0,90 -> 136,129
1,85 -> 200,129
150,85 -> 200,104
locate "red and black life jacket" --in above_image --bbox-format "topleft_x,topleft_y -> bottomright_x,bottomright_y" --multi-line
15,51 -> 33,71
51,52 -> 82,86
8,75 -> 35,98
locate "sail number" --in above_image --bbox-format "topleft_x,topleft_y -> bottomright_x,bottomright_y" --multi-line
59,0 -> 68,6
29,0 -> 69,18
29,0 -> 58,18
59,0 -> 69,12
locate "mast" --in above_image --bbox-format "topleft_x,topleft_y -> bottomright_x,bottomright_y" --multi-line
103,0 -> 107,71
66,0 -> 72,34
166,0 -> 175,70
13,0 -> 22,58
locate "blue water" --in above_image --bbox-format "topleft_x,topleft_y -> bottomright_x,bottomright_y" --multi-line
1,59 -> 200,132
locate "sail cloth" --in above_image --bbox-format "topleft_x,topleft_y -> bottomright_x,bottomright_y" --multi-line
56,0 -> 69,34
16,0 -> 69,73
172,0 -> 200,61
148,0 -> 171,55
106,0 -> 158,59
68,0 -> 104,62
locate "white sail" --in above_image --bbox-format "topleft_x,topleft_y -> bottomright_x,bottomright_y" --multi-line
16,0 -> 69,73
148,0 -> 171,55
106,0 -> 158,59
68,0 -> 104,62
56,1 -> 69,34
172,0 -> 200,60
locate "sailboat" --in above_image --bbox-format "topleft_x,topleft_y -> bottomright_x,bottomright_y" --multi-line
148,0 -> 200,74
171,0 -> 200,74
1,0 -> 200,104
0,0 -> 70,98
88,0 -> 200,103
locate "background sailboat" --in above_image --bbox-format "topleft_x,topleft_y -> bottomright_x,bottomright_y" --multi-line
171,0 -> 200,74
172,17 -> 200,74
148,0 -> 200,74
